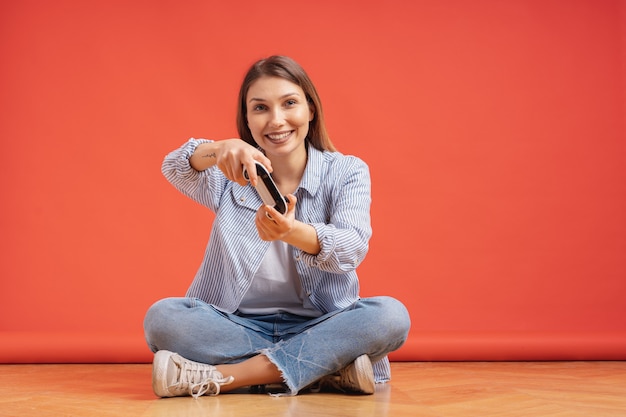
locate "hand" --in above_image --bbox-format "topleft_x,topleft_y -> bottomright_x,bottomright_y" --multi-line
192,139 -> 272,186
254,194 -> 297,241
216,140 -> 272,187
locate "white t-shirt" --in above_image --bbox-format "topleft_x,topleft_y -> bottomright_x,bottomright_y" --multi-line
238,240 -> 322,317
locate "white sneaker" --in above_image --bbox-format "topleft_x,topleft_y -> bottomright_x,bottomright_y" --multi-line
152,350 -> 234,398
315,355 -> 375,395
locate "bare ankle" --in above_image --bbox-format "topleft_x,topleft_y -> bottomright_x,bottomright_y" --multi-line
215,355 -> 283,391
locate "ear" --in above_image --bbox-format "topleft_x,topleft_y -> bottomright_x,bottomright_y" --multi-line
308,102 -> 316,122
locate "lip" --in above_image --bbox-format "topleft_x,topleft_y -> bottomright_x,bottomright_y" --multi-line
265,130 -> 294,142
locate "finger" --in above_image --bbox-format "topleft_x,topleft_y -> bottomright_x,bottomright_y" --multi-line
242,161 -> 258,186
253,153 -> 273,173
258,205 -> 275,224
264,205 -> 284,224
254,220 -> 269,241
256,210 -> 277,239
218,162 -> 233,182
285,194 -> 297,214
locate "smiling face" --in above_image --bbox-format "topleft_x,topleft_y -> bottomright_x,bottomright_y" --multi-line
246,76 -> 314,161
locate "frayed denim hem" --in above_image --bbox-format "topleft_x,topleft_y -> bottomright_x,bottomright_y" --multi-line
260,349 -> 299,396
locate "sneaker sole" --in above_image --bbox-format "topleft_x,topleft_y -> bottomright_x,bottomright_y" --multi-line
152,350 -> 175,397
353,355 -> 375,394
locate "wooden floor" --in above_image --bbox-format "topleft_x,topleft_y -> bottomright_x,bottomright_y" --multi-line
1,361 -> 625,416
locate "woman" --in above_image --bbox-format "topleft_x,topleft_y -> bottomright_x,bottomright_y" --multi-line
144,56 -> 410,398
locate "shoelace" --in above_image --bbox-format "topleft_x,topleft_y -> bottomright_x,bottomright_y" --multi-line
337,370 -> 358,391
172,359 -> 230,399
188,379 -> 222,399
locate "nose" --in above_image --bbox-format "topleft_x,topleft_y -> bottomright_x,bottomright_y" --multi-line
269,107 -> 285,127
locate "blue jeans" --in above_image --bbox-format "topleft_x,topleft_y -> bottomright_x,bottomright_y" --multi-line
143,296 -> 410,394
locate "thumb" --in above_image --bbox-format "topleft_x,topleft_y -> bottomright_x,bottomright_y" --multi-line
285,194 -> 297,213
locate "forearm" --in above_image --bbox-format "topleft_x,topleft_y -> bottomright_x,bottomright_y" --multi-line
189,141 -> 221,171
189,138 -> 271,186
283,220 -> 321,256
282,220 -> 320,255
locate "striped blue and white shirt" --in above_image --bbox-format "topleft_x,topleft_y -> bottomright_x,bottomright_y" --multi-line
162,139 -> 392,381
162,138 -> 372,315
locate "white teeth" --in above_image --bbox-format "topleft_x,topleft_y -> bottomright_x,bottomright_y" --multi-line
267,131 -> 291,140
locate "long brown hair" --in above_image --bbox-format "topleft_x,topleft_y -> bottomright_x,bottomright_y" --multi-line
236,56 -> 336,152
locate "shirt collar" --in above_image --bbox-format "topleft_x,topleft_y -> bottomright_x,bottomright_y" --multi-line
298,143 -> 325,196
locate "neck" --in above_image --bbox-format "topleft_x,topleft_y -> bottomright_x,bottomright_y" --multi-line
270,145 -> 308,195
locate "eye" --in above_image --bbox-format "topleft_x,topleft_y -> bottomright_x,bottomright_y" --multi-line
251,104 -> 267,112
284,99 -> 297,107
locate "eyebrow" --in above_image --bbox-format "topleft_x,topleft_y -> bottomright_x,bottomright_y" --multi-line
248,92 -> 301,103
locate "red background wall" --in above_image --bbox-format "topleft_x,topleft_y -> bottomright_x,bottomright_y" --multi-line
1,0 -> 625,363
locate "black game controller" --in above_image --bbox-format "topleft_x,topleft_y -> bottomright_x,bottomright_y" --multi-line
243,161 -> 289,214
